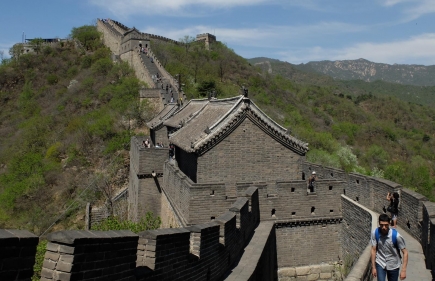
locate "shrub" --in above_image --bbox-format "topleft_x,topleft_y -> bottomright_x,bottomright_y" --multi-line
91,212 -> 161,233
81,55 -> 92,68
45,142 -> 62,162
91,58 -> 113,75
32,239 -> 47,281
70,25 -> 101,51
67,65 -> 78,77
46,74 -> 58,85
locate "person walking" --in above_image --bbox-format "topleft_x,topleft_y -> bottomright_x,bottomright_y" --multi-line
371,214 -> 408,281
387,192 -> 400,228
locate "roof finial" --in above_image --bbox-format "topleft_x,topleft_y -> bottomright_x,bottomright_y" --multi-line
242,86 -> 248,97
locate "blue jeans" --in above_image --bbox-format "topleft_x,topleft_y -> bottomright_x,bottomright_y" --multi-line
376,263 -> 400,281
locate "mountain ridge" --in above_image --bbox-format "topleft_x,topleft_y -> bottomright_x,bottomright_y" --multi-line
287,58 -> 435,86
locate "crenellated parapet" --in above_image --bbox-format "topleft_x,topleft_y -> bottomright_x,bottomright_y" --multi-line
136,187 -> 260,280
33,187 -> 264,281
0,229 -> 39,281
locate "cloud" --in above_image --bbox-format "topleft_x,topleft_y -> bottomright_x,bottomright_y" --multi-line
278,33 -> 435,65
381,0 -> 435,21
89,0 -> 268,17
89,0 -> 326,17
141,21 -> 367,48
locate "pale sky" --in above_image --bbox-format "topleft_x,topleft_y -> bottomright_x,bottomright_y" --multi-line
1,0 -> 434,65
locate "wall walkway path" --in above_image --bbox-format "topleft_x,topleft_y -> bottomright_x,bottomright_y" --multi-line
346,197 -> 431,280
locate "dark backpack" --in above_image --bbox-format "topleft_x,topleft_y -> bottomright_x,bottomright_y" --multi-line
375,227 -> 402,258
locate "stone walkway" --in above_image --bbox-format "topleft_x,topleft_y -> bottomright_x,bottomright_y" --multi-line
365,204 -> 432,280
395,224 -> 432,280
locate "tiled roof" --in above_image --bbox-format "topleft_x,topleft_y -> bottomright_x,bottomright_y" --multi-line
146,104 -> 179,130
168,96 -> 309,155
163,99 -> 209,128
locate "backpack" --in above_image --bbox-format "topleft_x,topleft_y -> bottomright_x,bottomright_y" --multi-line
375,227 -> 402,258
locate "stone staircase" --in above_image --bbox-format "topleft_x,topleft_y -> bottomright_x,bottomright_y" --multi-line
139,52 -> 180,105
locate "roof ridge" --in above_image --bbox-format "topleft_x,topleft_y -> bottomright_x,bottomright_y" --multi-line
168,100 -> 210,139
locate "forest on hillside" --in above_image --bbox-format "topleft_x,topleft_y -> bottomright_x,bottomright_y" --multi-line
151,39 -> 435,200
0,25 -> 155,233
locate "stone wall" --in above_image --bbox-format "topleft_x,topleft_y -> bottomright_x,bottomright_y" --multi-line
341,195 -> 373,271
275,218 -> 342,267
163,160 -> 347,225
160,190 -> 181,228
177,148 -> 198,183
97,20 -> 121,55
120,50 -> 155,91
224,221 -> 277,281
40,230 -> 138,281
278,264 -> 336,281
197,118 -> 304,183
0,229 -> 39,281
153,126 -> 169,147
398,188 -> 427,242
136,187 -> 262,281
130,136 -> 168,175
34,187 -> 268,281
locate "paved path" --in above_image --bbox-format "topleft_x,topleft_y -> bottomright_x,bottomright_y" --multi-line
395,225 -> 432,280
348,197 -> 432,280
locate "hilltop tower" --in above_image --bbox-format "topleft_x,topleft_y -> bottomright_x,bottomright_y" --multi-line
196,33 -> 216,50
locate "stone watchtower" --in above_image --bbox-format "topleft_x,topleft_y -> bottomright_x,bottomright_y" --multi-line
196,33 -> 216,50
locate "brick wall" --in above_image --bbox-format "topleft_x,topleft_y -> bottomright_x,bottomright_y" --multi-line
275,218 -> 342,267
160,190 -> 181,228
398,188 -> 427,242
197,118 -> 304,183
421,201 -> 435,272
0,229 -> 38,281
177,148 -> 198,183
136,187 -> 262,281
120,50 -> 156,91
153,127 -> 169,147
97,20 -> 121,55
130,136 -> 168,175
138,177 -> 162,219
341,195 -> 373,269
224,221 -> 277,281
40,230 -> 138,281
162,161 -> 192,224
248,179 -> 345,221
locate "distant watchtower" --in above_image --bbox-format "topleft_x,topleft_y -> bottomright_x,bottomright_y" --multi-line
196,33 -> 216,50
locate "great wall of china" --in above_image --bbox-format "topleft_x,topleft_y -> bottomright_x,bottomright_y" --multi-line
1,19 -> 434,281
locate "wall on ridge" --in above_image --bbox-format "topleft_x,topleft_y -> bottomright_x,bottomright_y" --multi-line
120,51 -> 156,93
97,20 -> 121,55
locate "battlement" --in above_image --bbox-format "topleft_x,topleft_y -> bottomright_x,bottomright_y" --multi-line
28,187 -> 263,280
130,136 -> 168,175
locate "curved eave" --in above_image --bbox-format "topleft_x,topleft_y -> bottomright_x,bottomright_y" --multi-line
173,98 -> 308,155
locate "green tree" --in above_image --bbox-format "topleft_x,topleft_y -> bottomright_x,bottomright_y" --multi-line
29,38 -> 44,54
70,25 -> 101,50
9,44 -> 24,59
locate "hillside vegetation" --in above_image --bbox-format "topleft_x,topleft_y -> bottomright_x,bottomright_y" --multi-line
152,40 -> 435,200
0,26 -> 153,233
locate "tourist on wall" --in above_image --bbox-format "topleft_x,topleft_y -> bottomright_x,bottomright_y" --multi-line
387,192 -> 400,228
307,171 -> 316,193
371,214 -> 408,281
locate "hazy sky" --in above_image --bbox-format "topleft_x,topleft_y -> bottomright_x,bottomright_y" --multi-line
1,0 -> 434,65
